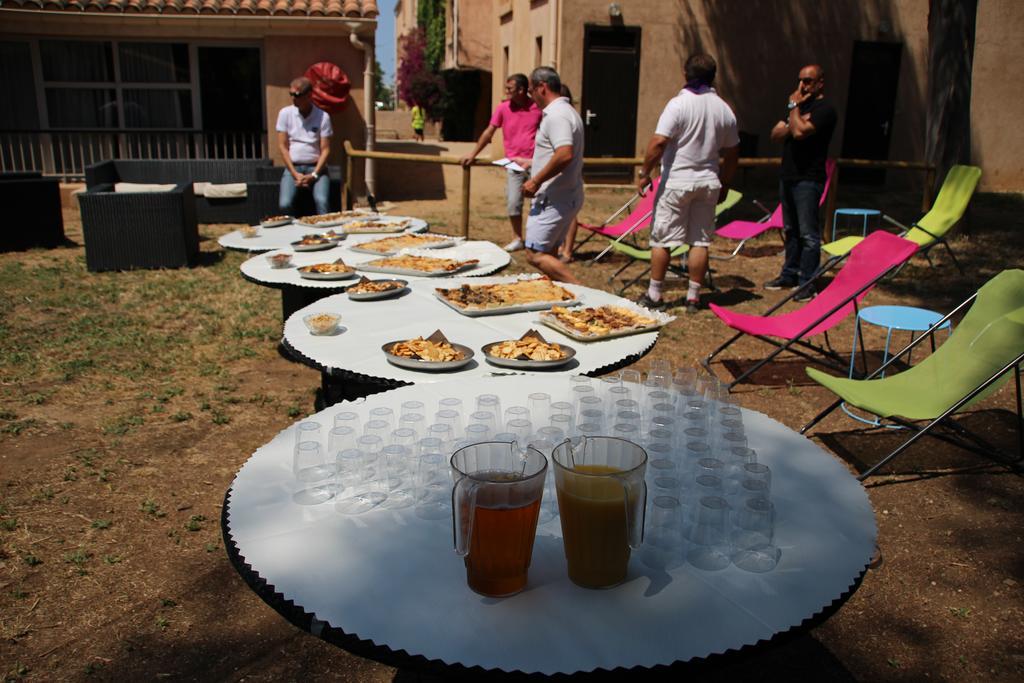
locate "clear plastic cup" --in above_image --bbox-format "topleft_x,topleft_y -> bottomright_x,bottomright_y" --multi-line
550,401 -> 574,418
739,462 -> 772,499
369,406 -> 395,428
550,413 -> 574,438
293,441 -> 333,483
686,496 -> 732,571
434,409 -> 463,439
492,432 -> 517,443
389,427 -> 418,448
363,419 -> 391,441
398,413 -> 426,440
400,400 -> 426,418
528,392 -> 551,427
463,423 -> 491,444
334,448 -> 387,515
469,410 -> 498,435
476,394 -> 502,422
426,422 -> 454,448
612,422 -> 640,442
731,497 -> 780,572
333,411 -> 359,430
381,444 -> 415,509
414,451 -> 452,520
506,418 -> 533,443
503,405 -> 530,430
620,369 -> 642,385
642,495 -> 682,570
294,421 -> 322,448
439,397 -> 463,412
327,425 -> 357,456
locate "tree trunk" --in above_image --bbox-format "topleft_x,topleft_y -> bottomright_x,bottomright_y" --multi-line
925,0 -> 978,230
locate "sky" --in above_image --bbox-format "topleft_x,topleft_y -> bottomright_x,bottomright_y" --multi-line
375,0 -> 398,86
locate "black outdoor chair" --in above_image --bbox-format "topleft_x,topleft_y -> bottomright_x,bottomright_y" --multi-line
77,182 -> 199,272
0,171 -> 65,252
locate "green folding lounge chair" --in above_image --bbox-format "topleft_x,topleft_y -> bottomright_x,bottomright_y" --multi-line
801,269 -> 1024,480
821,165 -> 982,274
607,189 -> 742,295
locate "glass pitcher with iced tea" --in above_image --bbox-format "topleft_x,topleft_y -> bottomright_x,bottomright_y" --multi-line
551,436 -> 647,588
451,441 -> 548,597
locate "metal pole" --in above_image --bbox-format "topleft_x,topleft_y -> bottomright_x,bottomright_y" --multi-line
460,165 -> 471,238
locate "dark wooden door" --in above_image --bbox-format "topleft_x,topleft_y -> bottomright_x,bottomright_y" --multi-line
581,25 -> 641,179
840,41 -> 902,184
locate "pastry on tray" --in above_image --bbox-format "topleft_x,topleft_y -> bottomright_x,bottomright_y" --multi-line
297,260 -> 355,274
542,305 -> 660,337
365,254 -> 478,273
296,212 -> 350,225
356,234 -> 449,254
344,218 -> 412,232
436,278 -> 575,310
346,277 -> 406,293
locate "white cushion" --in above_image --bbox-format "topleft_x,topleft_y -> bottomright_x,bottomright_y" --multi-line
203,182 -> 248,198
114,182 -> 177,193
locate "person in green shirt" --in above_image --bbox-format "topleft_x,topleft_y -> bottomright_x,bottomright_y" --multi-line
410,101 -> 425,142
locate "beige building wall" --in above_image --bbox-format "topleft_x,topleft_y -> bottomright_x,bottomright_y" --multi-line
970,0 -> 1024,191
491,0 -> 1022,192
446,0 -> 494,71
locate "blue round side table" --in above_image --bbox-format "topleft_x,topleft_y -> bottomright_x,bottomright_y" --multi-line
844,305 -> 953,426
831,208 -> 881,243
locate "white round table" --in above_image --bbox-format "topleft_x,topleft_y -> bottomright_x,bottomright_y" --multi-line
218,216 -> 429,252
281,275 -> 664,386
223,375 -> 877,675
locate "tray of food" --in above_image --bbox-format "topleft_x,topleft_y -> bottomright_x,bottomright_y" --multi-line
291,234 -> 340,252
482,330 -> 576,369
434,277 -> 578,316
538,304 -> 674,341
382,331 -> 474,371
360,254 -> 480,277
294,211 -> 352,228
260,215 -> 293,228
347,233 -> 460,256
345,277 -> 409,301
342,217 -> 415,234
297,259 -> 358,281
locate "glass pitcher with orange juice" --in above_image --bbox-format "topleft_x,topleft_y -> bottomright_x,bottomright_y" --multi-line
551,436 -> 647,588
451,441 -> 548,597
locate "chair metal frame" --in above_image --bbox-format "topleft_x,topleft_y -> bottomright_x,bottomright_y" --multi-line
800,292 -> 1024,480
881,213 -> 965,275
701,249 -> 902,390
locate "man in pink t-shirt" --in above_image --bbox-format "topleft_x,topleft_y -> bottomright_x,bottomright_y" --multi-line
461,74 -> 542,251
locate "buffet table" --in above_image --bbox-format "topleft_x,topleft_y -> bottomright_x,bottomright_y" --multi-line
223,375 -> 877,676
282,275 -> 664,401
239,239 -> 513,321
218,216 -> 429,252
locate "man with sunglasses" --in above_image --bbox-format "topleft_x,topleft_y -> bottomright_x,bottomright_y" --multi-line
766,65 -> 837,300
275,77 -> 333,216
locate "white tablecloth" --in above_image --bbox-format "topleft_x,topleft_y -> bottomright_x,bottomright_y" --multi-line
240,240 -> 512,290
225,375 -> 877,674
219,216 -> 429,252
282,275 -> 662,380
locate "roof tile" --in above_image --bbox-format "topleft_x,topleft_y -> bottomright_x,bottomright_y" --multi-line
0,0 -> 376,17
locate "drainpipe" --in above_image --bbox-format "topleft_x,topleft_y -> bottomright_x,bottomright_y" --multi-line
551,0 -> 559,69
453,0 -> 459,68
347,22 -> 376,200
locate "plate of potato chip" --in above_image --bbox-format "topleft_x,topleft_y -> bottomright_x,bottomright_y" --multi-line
481,332 -> 576,369
382,332 -> 475,371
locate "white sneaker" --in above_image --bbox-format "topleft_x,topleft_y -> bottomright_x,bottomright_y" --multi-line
503,238 -> 525,252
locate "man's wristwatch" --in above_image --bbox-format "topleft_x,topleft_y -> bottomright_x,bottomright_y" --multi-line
311,171 -> 319,180
787,100 -> 798,111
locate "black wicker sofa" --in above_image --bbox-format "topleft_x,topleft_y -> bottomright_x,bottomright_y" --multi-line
0,171 -> 65,252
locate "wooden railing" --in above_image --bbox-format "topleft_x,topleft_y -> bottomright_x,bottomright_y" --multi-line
0,130 -> 268,181
343,141 -> 936,238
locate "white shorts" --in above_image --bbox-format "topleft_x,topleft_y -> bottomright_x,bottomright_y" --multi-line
650,183 -> 720,249
525,192 -> 581,254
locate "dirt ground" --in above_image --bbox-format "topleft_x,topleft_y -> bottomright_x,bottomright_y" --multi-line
1,170 -> 1023,682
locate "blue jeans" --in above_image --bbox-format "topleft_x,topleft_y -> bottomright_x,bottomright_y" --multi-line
779,179 -> 824,285
279,165 -> 330,215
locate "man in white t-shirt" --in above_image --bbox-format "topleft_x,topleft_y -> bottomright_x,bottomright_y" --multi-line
276,77 -> 333,216
520,66 -> 583,284
636,54 -> 739,313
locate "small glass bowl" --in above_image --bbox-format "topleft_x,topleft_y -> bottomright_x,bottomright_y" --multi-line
239,225 -> 259,238
303,312 -> 341,335
266,252 -> 292,269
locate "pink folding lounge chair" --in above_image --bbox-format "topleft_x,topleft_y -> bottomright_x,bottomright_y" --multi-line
572,176 -> 661,255
702,230 -> 919,389
714,159 -> 836,257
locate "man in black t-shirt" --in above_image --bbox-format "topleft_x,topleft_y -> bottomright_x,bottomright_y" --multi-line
765,64 -> 837,299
